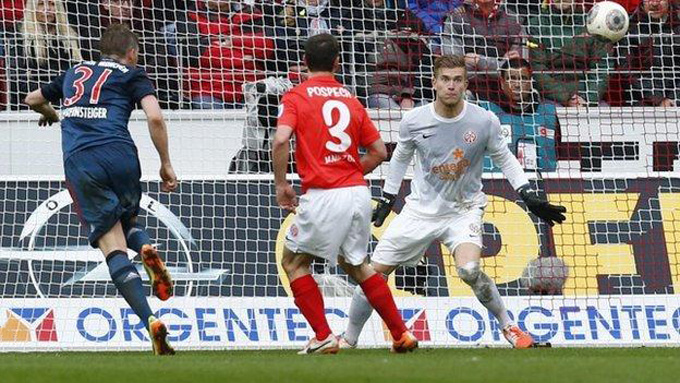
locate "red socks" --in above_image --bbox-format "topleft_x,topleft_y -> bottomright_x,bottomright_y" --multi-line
290,274 -> 332,340
360,273 -> 407,340
290,273 -> 406,341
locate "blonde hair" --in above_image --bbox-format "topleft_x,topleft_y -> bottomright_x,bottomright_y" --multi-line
434,55 -> 467,78
21,0 -> 83,66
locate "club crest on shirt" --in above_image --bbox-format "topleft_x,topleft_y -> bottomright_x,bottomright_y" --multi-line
464,131 -> 477,144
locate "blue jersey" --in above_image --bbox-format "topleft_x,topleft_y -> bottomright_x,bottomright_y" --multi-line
40,58 -> 156,161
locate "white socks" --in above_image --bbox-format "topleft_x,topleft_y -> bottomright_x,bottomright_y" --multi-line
343,284 -> 374,346
344,261 -> 513,346
457,261 -> 513,327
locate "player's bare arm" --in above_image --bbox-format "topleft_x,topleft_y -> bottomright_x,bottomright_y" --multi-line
141,95 -> 177,192
24,89 -> 60,127
360,137 -> 387,175
272,124 -> 298,212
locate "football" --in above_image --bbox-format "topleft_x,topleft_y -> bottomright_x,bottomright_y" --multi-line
521,257 -> 569,295
586,1 -> 630,42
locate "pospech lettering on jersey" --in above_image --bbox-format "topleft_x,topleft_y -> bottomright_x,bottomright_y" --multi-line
306,87 -> 352,98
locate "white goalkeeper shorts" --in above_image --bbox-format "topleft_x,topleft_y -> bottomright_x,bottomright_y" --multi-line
285,185 -> 372,266
372,207 -> 484,267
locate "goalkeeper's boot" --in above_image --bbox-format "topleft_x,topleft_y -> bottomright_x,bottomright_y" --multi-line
148,316 -> 176,355
338,333 -> 357,350
141,244 -> 173,301
297,334 -> 339,355
502,324 -> 535,349
391,331 -> 418,353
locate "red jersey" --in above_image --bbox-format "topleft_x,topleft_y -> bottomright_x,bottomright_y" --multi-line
277,75 -> 381,193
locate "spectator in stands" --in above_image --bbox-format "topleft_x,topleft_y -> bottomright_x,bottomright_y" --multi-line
616,0 -> 679,106
6,0 -> 82,109
69,0 -> 181,108
613,0 -> 642,13
406,0 -> 463,34
260,0 -> 351,80
441,0 -> 524,74
347,0 -> 421,108
503,0 -> 545,17
526,0 -> 615,107
476,58 -> 560,171
1,0 -> 24,31
139,0 -> 189,57
505,0 -> 640,17
143,0 -> 189,31
176,0 -> 274,109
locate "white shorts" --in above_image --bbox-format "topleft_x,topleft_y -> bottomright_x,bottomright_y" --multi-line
285,185 -> 372,266
372,207 -> 484,267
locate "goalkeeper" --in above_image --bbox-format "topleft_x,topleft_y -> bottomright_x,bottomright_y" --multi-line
340,55 -> 566,349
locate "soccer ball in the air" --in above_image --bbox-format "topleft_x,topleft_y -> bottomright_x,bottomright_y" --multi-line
586,1 -> 630,42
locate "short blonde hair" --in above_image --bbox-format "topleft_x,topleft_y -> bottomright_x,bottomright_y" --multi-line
434,55 -> 466,78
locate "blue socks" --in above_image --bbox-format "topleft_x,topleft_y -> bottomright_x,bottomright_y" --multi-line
107,250 -> 153,330
125,225 -> 151,254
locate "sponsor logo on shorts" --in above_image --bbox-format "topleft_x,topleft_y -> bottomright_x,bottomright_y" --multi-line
290,224 -> 299,238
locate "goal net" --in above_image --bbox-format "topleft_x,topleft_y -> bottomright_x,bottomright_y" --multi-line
0,0 -> 679,350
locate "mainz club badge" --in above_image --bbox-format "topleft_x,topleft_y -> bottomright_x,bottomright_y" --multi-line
464,131 -> 477,144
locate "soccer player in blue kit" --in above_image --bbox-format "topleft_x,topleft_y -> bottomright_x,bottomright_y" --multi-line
24,24 -> 177,355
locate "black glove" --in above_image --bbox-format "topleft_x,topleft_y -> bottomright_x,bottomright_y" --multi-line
517,185 -> 567,227
372,192 -> 396,227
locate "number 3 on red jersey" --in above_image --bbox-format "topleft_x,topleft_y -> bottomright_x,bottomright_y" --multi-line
323,100 -> 351,153
64,67 -> 113,107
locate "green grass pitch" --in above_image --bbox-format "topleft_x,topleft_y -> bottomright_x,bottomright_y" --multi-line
1,348 -> 679,383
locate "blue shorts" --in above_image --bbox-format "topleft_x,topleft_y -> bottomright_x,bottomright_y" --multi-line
65,143 -> 142,247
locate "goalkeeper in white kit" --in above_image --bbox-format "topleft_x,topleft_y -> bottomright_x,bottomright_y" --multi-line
340,55 -> 567,349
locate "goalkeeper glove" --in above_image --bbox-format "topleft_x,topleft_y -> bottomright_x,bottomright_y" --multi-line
517,184 -> 567,227
372,192 -> 396,227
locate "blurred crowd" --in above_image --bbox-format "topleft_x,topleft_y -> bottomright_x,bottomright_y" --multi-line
0,0 -> 678,111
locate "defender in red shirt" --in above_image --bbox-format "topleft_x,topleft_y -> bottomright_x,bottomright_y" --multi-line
273,34 -> 417,355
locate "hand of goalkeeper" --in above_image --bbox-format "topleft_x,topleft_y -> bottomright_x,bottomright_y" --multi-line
517,185 -> 567,227
372,192 -> 396,227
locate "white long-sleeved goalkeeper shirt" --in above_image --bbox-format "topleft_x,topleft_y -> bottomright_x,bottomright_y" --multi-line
384,102 -> 529,217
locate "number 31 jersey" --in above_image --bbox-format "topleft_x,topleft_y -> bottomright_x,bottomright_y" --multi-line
277,75 -> 381,193
40,57 -> 157,161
